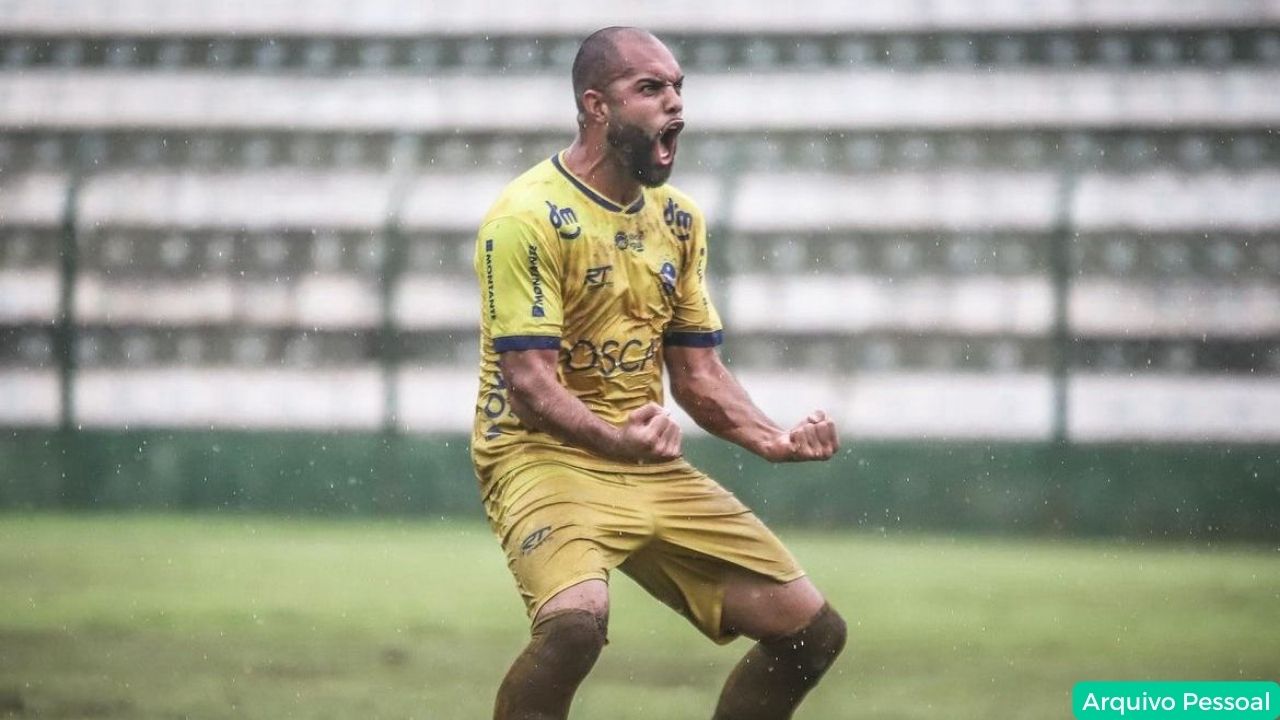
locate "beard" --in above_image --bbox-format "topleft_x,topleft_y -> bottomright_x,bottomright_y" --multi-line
606,119 -> 673,188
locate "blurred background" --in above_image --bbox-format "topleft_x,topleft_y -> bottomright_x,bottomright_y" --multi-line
1,4 -> 1279,720
1,0 -> 1278,539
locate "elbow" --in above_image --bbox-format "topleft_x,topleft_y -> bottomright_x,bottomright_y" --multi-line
670,382 -> 694,412
670,372 -> 710,413
502,372 -> 546,427
668,373 -> 692,406
498,349 -> 560,430
507,393 -> 538,428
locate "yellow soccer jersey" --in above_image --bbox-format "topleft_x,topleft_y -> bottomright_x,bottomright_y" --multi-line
471,152 -> 722,482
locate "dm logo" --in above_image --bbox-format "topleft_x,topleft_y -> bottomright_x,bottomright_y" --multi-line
546,201 -> 581,240
663,197 -> 693,242
658,261 -> 677,296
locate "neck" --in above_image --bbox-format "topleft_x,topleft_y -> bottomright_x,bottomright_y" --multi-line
562,134 -> 642,208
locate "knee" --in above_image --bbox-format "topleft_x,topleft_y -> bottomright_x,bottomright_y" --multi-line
494,609 -> 607,718
812,604 -> 848,662
767,603 -> 847,678
531,609 -> 608,675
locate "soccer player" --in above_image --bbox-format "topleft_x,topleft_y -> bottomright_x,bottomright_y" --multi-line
472,27 -> 846,719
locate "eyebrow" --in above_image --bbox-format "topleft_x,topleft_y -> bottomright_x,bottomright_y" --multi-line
635,74 -> 684,86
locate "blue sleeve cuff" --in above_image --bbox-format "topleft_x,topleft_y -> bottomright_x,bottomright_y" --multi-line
493,335 -> 561,352
663,330 -> 723,348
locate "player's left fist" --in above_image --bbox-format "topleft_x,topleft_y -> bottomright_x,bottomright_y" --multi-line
762,410 -> 839,462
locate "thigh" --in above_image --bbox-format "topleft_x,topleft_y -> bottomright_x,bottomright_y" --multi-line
720,571 -> 825,640
483,461 -> 649,621
537,578 -> 610,624
619,467 -> 811,643
649,467 -> 806,587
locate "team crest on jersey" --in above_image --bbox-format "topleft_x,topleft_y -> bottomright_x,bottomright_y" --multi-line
546,201 -> 581,240
658,261 -> 677,295
614,230 -> 645,252
663,197 -> 693,242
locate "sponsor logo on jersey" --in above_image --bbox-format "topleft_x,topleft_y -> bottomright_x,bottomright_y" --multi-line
481,372 -> 509,439
614,230 -> 645,253
563,337 -> 658,376
584,265 -> 613,289
664,197 -> 693,242
659,261 -> 677,296
527,244 -> 546,317
483,238 -> 497,320
546,201 -> 581,240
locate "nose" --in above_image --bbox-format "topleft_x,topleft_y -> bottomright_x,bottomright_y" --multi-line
663,85 -> 683,116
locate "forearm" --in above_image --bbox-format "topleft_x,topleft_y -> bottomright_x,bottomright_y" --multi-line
507,371 -> 622,458
673,367 -> 782,456
667,347 -> 837,464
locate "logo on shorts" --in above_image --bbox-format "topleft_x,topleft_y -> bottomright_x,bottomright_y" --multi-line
520,525 -> 553,555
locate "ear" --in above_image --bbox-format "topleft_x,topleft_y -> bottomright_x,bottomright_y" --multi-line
580,88 -> 610,126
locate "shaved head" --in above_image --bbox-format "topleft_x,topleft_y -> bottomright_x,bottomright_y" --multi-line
571,26 -> 656,115
566,26 -> 686,188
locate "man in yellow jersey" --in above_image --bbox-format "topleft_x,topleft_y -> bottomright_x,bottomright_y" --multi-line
472,26 -> 846,720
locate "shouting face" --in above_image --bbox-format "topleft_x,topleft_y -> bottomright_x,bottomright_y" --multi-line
597,34 -> 685,187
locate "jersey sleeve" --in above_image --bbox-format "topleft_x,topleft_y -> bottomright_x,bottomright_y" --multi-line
476,215 -> 564,352
664,206 -> 724,348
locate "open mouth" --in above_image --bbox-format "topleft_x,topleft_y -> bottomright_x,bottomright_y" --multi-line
654,120 -> 684,167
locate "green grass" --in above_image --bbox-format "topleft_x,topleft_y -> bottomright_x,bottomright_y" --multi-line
0,514 -> 1276,719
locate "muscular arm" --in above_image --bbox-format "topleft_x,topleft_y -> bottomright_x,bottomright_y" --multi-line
665,345 -> 781,454
499,348 -> 681,463
665,345 -> 838,462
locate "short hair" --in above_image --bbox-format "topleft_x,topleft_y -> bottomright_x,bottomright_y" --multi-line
571,26 -> 650,116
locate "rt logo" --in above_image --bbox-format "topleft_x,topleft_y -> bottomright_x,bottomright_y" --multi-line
664,197 -> 693,242
520,525 -> 552,555
584,265 -> 613,289
546,202 -> 581,240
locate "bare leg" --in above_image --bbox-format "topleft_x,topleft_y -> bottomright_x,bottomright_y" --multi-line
493,579 -> 610,720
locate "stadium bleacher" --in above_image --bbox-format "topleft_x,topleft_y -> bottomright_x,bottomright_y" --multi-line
1,0 -> 1278,440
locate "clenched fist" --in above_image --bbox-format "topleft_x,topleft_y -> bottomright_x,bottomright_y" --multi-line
759,410 -> 839,463
612,402 -> 682,463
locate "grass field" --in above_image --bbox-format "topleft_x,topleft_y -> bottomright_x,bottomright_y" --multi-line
0,515 -> 1276,719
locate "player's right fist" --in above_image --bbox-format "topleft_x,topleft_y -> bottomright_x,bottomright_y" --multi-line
614,402 -> 682,463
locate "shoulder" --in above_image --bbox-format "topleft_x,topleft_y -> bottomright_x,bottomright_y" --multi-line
480,158 -> 563,232
649,182 -> 705,243
653,182 -> 704,219
656,182 -> 702,212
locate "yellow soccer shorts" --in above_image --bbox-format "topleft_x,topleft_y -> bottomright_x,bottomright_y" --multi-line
480,459 -> 806,644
